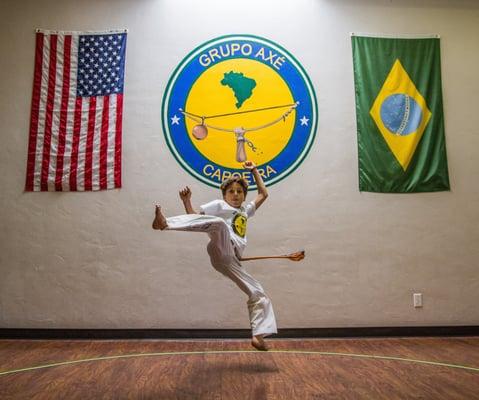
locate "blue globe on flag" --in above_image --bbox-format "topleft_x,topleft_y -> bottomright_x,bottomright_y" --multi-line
380,93 -> 423,136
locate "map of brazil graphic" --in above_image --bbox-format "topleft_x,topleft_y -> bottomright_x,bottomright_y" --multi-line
221,71 -> 257,108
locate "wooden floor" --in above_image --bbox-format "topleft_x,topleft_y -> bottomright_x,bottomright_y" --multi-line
0,337 -> 478,399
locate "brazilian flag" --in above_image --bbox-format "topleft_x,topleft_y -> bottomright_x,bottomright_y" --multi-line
352,35 -> 450,193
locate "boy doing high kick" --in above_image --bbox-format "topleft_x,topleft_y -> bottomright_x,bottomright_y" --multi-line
153,161 -> 277,351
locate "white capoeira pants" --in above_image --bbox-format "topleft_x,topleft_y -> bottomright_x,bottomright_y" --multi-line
166,214 -> 277,337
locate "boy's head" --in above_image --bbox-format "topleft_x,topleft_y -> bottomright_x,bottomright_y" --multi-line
221,177 -> 248,208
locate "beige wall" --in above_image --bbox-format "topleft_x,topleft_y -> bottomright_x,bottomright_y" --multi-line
1,0 -> 478,329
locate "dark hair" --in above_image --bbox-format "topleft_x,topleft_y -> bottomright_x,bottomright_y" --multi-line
220,177 -> 248,196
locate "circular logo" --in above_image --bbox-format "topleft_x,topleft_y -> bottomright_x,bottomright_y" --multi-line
162,35 -> 318,188
232,213 -> 247,238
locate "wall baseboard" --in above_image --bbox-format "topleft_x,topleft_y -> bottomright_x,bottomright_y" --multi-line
0,326 -> 478,340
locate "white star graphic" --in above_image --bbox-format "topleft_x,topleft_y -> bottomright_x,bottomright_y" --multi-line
171,115 -> 180,125
300,116 -> 309,126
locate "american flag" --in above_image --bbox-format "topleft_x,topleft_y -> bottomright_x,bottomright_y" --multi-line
25,29 -> 127,191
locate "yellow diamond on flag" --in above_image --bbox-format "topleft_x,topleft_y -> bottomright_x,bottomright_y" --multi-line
370,59 -> 432,171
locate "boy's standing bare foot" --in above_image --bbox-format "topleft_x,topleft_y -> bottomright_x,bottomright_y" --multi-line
251,335 -> 269,351
152,205 -> 168,230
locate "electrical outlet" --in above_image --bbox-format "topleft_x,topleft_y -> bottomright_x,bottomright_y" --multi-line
413,293 -> 423,308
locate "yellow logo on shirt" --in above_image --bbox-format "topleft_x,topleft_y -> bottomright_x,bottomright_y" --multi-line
232,213 -> 247,238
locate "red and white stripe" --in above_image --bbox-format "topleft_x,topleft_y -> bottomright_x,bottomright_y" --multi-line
26,31 -> 122,191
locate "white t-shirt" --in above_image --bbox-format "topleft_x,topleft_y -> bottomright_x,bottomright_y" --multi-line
200,199 -> 256,256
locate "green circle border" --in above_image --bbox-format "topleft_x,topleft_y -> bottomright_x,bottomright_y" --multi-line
161,34 -> 318,189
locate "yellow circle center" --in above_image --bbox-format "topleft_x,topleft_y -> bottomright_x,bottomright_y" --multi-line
185,59 -> 295,168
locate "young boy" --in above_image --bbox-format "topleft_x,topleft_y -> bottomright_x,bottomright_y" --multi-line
153,161 -> 277,351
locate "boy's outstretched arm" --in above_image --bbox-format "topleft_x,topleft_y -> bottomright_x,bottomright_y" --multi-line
179,186 -> 198,214
244,161 -> 268,210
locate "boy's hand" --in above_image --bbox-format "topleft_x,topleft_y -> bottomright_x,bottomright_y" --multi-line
179,186 -> 192,202
178,186 -> 197,214
245,160 -> 268,210
243,161 -> 257,170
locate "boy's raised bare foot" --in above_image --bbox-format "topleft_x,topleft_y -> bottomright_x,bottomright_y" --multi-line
251,335 -> 269,351
152,205 -> 168,230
